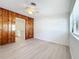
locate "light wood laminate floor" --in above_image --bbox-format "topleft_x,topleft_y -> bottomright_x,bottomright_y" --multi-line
0,39 -> 71,59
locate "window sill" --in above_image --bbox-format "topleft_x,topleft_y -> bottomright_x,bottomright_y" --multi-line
72,33 -> 79,40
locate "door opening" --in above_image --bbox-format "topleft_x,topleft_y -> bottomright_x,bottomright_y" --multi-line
15,18 -> 25,43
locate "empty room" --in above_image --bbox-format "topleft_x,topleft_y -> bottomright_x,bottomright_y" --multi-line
0,0 -> 79,59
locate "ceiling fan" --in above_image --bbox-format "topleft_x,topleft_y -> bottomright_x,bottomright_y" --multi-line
25,2 -> 38,15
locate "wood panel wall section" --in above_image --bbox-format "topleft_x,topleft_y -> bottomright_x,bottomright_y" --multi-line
27,17 -> 34,39
0,8 -> 16,45
0,8 -> 34,45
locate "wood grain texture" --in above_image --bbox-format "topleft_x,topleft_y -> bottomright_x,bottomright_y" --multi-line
0,8 -> 2,45
27,17 -> 34,38
25,17 -> 34,39
0,8 -> 16,45
0,8 -> 34,45
0,39 -> 71,59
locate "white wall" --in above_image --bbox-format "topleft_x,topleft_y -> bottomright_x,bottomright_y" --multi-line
34,0 -> 75,46
34,14 -> 69,46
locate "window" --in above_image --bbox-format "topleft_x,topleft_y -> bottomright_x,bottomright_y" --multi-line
72,17 -> 79,38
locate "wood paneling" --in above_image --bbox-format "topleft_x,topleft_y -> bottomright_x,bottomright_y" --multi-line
0,8 -> 2,45
0,8 -> 34,45
2,9 -> 8,44
0,8 -> 16,45
26,17 -> 34,39
11,12 -> 16,42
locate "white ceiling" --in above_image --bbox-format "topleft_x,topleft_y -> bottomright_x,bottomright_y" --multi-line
0,0 -> 75,17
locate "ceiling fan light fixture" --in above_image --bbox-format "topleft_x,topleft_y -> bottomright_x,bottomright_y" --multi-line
24,2 -> 38,15
25,6 -> 36,14
25,7 -> 34,14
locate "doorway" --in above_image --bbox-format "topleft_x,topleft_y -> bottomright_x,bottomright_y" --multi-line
15,18 -> 25,43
